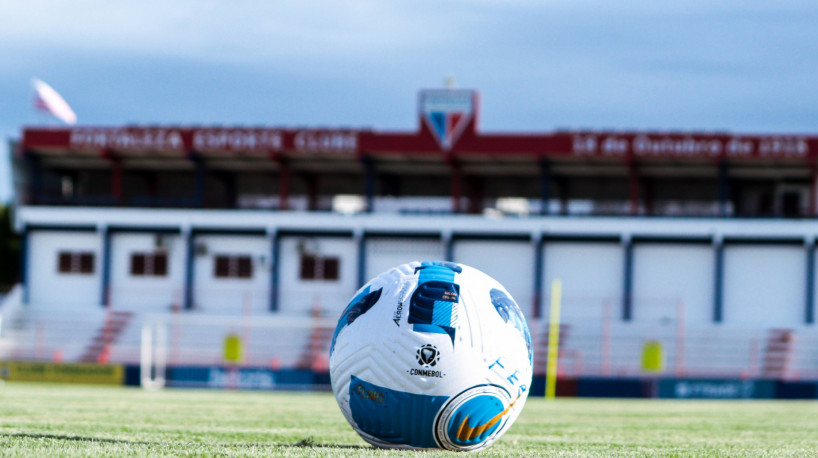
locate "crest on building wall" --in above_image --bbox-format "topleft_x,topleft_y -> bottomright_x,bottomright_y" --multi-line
419,89 -> 477,151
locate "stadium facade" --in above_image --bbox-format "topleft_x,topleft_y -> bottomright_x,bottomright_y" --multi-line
5,89 -> 818,396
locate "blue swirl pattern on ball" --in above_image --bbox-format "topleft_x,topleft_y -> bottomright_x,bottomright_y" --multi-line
330,286 -> 382,355
445,394 -> 508,447
490,288 -> 533,364
408,262 -> 461,345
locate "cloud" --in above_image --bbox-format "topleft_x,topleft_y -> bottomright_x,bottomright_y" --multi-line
1,0 -> 818,134
0,1 -> 489,64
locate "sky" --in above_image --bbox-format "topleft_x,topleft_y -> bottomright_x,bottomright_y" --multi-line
2,0 -> 818,201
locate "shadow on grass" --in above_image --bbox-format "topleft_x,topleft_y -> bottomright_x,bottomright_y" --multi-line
288,436 -> 370,450
1,432 -> 159,446
2,432 -> 370,451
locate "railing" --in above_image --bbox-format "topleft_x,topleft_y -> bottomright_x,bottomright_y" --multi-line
26,194 -> 749,218
2,295 -> 817,381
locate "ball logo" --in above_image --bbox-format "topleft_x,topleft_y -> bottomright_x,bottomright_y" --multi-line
416,344 -> 440,367
454,396 -> 518,442
434,384 -> 521,451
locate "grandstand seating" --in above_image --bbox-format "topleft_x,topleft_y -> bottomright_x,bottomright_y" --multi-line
0,276 -> 813,381
79,310 -> 134,362
2,287 -> 816,382
762,329 -> 796,379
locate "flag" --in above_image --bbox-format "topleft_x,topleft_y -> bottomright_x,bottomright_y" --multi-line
31,78 -> 77,125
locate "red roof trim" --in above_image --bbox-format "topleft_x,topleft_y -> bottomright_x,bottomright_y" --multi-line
20,126 -> 818,161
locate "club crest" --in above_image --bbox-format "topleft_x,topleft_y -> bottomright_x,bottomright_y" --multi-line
419,89 -> 476,151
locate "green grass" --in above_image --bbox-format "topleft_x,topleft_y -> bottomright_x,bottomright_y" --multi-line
0,382 -> 816,457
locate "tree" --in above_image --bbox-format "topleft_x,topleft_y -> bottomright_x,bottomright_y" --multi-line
0,206 -> 20,291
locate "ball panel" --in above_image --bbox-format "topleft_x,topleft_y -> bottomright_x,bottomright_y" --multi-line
408,262 -> 461,345
349,375 -> 448,449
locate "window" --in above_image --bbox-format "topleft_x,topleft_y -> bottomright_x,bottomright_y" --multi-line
237,256 -> 252,278
299,254 -> 340,281
299,255 -> 316,279
214,255 -> 253,279
130,252 -> 168,277
57,251 -> 95,274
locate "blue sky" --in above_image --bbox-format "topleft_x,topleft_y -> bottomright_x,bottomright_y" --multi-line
2,0 -> 818,201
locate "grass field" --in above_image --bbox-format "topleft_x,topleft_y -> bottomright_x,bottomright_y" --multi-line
0,383 -> 817,457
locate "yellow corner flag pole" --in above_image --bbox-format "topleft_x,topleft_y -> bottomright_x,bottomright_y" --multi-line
545,279 -> 562,400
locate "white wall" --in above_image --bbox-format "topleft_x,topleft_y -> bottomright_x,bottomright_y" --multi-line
723,244 -> 805,327
278,236 -> 358,316
28,231 -> 102,309
365,237 -> 444,280
109,232 -> 185,313
192,235 -> 270,314
453,239 -> 535,318
543,242 -> 624,324
18,208 -> 818,333
632,244 -> 714,327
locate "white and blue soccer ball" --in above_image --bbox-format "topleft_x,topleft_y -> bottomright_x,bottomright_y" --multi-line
329,261 -> 533,452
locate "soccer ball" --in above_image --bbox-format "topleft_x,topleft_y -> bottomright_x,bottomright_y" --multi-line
329,261 -> 533,451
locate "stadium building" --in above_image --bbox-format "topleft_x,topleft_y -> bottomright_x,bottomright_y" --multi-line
4,89 -> 818,396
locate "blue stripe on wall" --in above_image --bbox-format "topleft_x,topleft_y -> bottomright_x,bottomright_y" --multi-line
184,230 -> 195,310
270,231 -> 280,312
806,241 -> 815,324
533,234 -> 544,318
622,237 -> 633,321
100,227 -> 112,307
713,240 -> 724,323
356,232 -> 367,288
